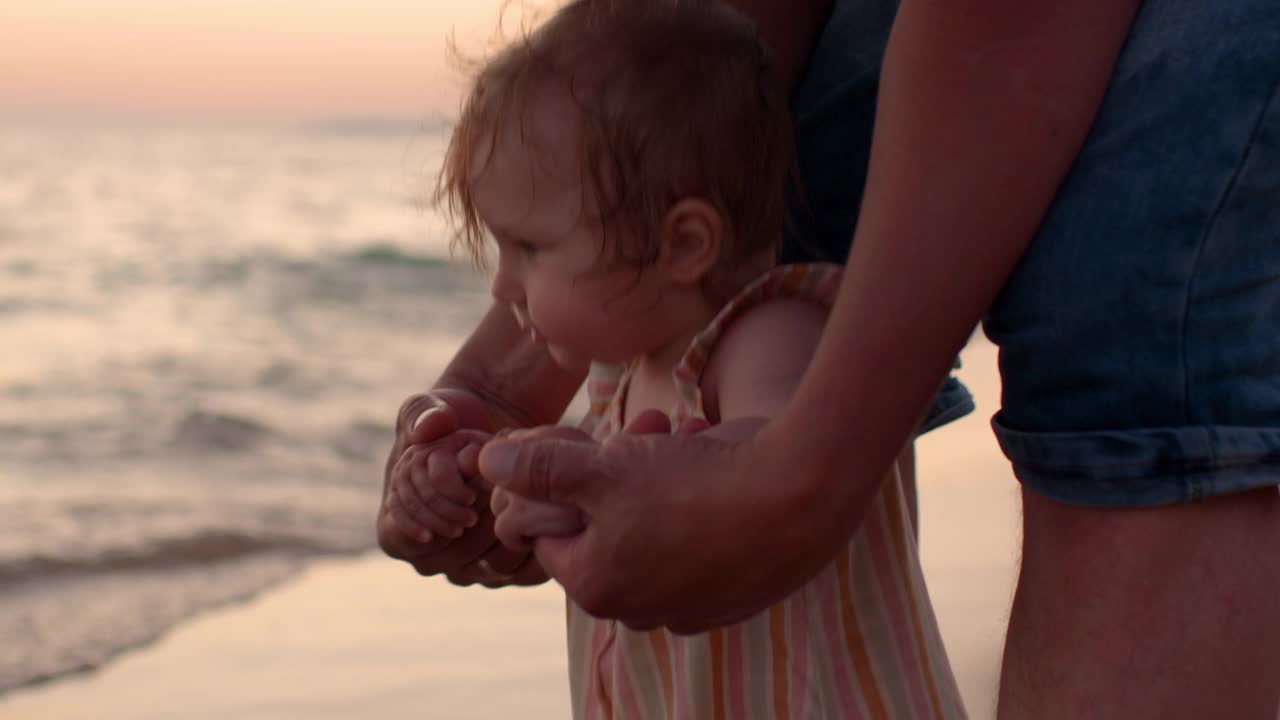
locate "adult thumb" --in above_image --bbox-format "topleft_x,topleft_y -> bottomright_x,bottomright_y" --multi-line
406,402 -> 460,445
478,436 -> 596,504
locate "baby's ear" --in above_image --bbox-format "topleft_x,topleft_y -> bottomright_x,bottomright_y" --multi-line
658,198 -> 722,285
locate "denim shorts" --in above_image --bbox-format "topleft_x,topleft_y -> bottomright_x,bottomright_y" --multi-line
787,0 -> 1280,506
781,0 -> 974,437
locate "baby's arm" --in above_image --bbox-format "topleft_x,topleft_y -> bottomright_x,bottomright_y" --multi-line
699,298 -> 830,431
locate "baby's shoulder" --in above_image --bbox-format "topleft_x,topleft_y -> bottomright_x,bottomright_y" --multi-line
699,297 -> 829,419
716,297 -> 828,351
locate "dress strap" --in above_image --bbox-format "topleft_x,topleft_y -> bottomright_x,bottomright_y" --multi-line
669,263 -> 843,427
582,361 -> 631,439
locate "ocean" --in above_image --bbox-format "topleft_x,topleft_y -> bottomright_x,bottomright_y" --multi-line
0,124 -> 491,693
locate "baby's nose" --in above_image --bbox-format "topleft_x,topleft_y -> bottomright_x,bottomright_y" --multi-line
490,267 -> 524,306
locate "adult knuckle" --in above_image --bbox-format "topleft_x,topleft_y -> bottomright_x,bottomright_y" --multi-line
576,591 -> 611,619
573,575 -> 621,619
525,444 -> 556,499
396,394 -> 432,431
444,568 -> 475,586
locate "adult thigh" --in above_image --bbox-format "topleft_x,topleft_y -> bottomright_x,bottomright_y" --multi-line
998,485 -> 1280,720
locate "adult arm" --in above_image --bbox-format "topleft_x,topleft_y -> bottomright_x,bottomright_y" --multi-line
767,0 -> 1144,540
377,301 -> 585,584
481,0 -> 1141,631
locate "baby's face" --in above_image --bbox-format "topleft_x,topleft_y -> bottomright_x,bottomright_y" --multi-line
468,96 -> 672,369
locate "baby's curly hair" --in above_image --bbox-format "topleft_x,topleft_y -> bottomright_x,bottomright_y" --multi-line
435,0 -> 794,271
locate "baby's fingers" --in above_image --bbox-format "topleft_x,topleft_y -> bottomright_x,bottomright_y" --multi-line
493,497 -> 585,551
423,449 -> 478,506
387,448 -> 475,540
384,484 -> 466,544
408,452 -> 478,528
457,443 -> 483,485
490,486 -> 511,515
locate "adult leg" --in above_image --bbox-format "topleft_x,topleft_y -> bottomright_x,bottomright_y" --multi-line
998,484 -> 1280,719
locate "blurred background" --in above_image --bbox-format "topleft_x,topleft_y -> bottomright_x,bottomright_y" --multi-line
0,0 -> 504,697
0,2 -> 1019,718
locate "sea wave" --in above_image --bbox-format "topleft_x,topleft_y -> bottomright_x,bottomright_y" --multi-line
345,242 -> 449,268
0,126 -> 471,696
170,410 -> 276,453
0,529 -> 338,591
0,552 -> 322,694
0,524 -> 374,694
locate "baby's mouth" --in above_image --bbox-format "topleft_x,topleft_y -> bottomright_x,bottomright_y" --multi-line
508,306 -> 557,352
525,321 -> 551,350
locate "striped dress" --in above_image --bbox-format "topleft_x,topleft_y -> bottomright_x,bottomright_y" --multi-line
570,264 -> 966,719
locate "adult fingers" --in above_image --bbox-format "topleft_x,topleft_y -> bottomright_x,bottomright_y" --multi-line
478,543 -> 530,575
479,435 -> 599,505
385,403 -> 420,493
529,533 -> 581,590
446,542 -> 528,586
405,403 -> 460,446
502,556 -> 552,586
474,550 -> 553,588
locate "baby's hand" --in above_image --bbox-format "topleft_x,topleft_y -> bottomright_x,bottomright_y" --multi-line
384,428 -> 491,545
490,485 -> 585,551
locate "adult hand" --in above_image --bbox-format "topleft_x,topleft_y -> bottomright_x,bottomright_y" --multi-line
377,390 -> 547,587
478,417 -> 845,633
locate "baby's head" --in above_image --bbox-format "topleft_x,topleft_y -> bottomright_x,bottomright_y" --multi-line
436,0 -> 793,367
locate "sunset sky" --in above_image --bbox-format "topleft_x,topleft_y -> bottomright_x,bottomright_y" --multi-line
0,1 -> 533,126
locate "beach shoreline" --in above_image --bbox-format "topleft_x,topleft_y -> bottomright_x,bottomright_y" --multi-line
0,552 -> 575,720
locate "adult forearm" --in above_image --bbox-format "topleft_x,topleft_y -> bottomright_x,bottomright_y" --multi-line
433,301 -> 586,430
770,0 -> 1142,530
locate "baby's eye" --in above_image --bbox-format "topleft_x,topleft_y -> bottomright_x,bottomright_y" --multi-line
516,240 -> 540,257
